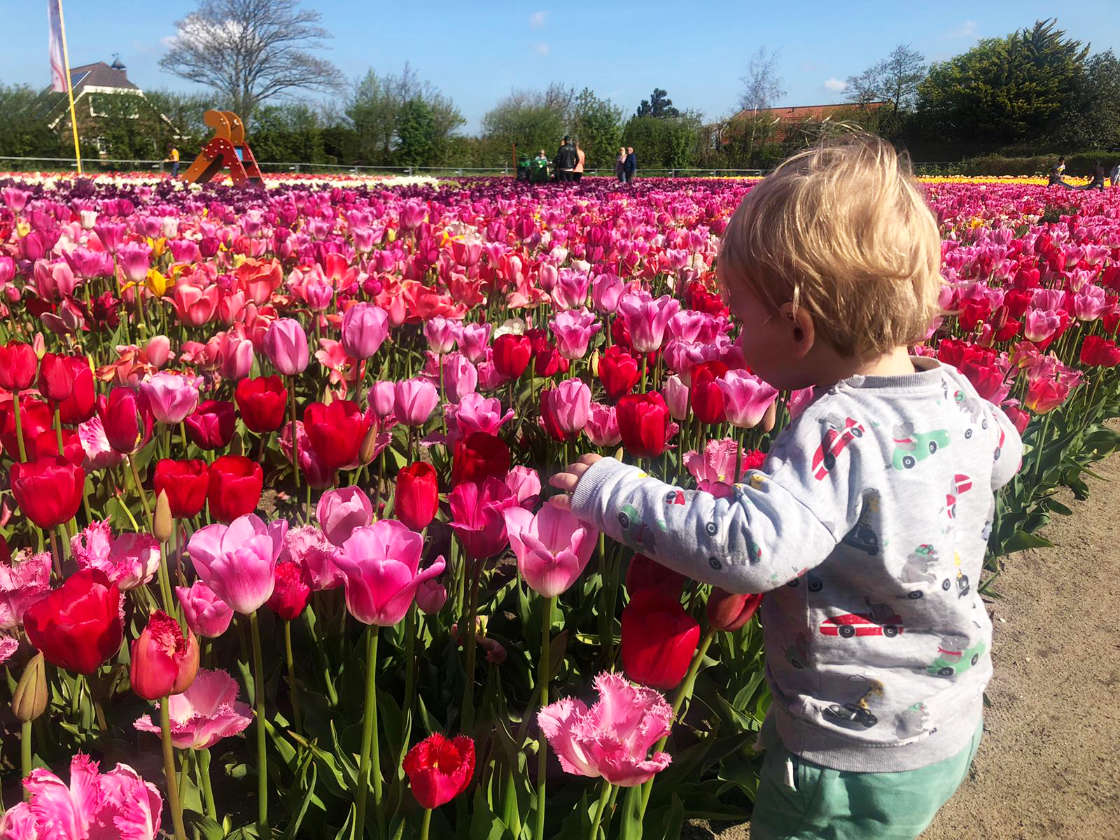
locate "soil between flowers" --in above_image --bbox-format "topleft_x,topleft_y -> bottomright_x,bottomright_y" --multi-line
688,423 -> 1120,840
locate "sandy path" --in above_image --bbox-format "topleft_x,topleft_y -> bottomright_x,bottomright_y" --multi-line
691,439 -> 1120,840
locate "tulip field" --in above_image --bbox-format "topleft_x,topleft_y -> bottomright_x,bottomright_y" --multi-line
0,173 -> 1117,840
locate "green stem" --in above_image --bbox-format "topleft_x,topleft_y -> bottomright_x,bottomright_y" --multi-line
419,808 -> 432,840
461,565 -> 480,731
160,701 -> 188,840
534,596 -> 555,840
249,612 -> 270,835
284,619 -> 303,732
128,455 -> 153,531
156,539 -> 175,615
53,406 -> 64,455
639,627 -> 716,814
20,721 -> 32,795
587,779 -> 614,840
402,605 -> 417,719
356,626 -> 383,839
198,747 -> 218,820
12,391 -> 27,462
289,375 -> 301,494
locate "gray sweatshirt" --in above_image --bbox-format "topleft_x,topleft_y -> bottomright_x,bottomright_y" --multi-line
571,359 -> 1023,772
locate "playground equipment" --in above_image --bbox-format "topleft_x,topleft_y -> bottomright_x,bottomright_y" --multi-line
180,110 -> 263,186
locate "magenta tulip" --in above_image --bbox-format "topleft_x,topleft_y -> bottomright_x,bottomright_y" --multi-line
140,372 -> 200,425
715,370 -> 779,428
394,378 -> 439,426
503,506 -> 599,597
175,581 -> 235,638
341,303 -> 390,359
134,668 -> 253,750
262,318 -> 309,376
186,515 -> 288,614
316,487 -> 374,547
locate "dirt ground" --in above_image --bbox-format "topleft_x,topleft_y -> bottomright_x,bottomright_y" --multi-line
690,438 -> 1120,840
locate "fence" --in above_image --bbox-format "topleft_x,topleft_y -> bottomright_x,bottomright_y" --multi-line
0,156 -> 766,179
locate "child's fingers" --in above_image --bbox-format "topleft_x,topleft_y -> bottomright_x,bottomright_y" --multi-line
548,494 -> 572,510
577,453 -> 603,466
549,471 -> 580,492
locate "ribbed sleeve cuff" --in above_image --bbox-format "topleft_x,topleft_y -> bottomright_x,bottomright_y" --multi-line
569,457 -> 637,525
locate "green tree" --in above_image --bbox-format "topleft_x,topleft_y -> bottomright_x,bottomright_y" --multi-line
572,88 -> 622,169
622,112 -> 702,169
0,84 -> 60,158
1058,50 -> 1120,150
916,18 -> 1089,149
396,98 -> 435,166
635,88 -> 679,119
481,85 -> 572,165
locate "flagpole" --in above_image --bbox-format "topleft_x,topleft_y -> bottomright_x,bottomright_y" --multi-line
56,0 -> 82,174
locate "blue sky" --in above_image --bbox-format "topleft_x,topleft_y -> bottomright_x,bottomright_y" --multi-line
2,1 -> 1117,132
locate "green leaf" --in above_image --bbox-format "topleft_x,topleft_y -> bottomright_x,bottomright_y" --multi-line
619,784 -> 644,840
468,786 -> 510,840
1002,529 -> 1053,552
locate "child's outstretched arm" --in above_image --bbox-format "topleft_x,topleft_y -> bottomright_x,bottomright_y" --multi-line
551,448 -> 856,594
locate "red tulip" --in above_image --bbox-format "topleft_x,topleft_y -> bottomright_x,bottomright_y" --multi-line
396,462 -> 439,531
266,561 -> 312,620
1080,335 -> 1120,367
303,400 -> 371,471
184,400 -> 236,451
11,455 -> 85,528
24,569 -> 123,675
57,357 -> 96,424
130,609 -> 200,699
0,397 -> 52,456
403,733 -> 475,809
207,455 -> 263,522
30,427 -> 83,466
626,553 -> 686,601
100,388 -> 152,454
451,432 -> 510,487
492,334 -> 532,379
0,342 -> 37,391
37,353 -> 75,403
621,591 -> 701,690
597,346 -> 641,401
235,376 -> 288,433
706,588 -> 763,631
617,392 -> 672,458
153,459 -> 210,518
690,360 -> 729,425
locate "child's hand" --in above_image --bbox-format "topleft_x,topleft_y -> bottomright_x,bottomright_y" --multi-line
548,454 -> 603,511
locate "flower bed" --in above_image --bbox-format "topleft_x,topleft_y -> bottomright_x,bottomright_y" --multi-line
0,176 -> 1117,838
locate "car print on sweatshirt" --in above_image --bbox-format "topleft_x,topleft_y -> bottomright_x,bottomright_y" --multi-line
927,640 -> 986,677
811,416 -> 865,480
891,422 -> 950,470
819,610 -> 904,638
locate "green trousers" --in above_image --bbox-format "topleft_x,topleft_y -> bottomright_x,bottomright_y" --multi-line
751,724 -> 982,840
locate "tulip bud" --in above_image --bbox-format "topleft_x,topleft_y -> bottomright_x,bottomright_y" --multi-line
153,490 -> 174,542
590,349 -> 600,377
762,401 -> 777,433
359,422 -> 380,465
706,588 -> 763,631
12,653 -> 47,722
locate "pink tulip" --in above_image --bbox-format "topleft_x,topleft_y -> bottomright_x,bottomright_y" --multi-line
541,378 -> 591,438
341,303 -> 390,359
279,421 -> 335,488
458,322 -> 491,363
438,352 -> 478,403
538,671 -> 673,787
32,259 -> 78,300
1073,286 -> 1108,321
684,438 -> 740,499
317,487 -> 374,547
140,372 -> 200,425
263,318 -> 309,376
1023,308 -> 1060,344
617,292 -> 681,353
71,521 -> 160,591
77,416 -> 124,471
504,466 -> 542,509
445,393 -> 515,446
186,514 -> 288,614
503,505 -> 599,597
550,308 -> 601,359
415,578 -> 448,614
591,273 -> 624,313
214,330 -> 254,380
176,581 -> 235,638
0,548 -> 51,631
170,283 -> 220,326
787,387 -> 816,420
394,378 -> 439,426
660,374 -> 690,421
282,525 -> 345,591
144,336 -> 172,369
424,316 -> 461,354
716,370 -> 779,428
448,477 -> 516,561
334,520 -> 446,625
118,241 -> 153,285
0,754 -> 162,840
552,268 -> 591,310
585,402 -> 621,447
133,668 -> 253,750
367,381 -> 397,417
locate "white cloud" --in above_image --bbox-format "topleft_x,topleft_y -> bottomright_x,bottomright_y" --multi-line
533,42 -> 550,56
824,77 -> 847,92
530,11 -> 548,29
948,20 -> 977,39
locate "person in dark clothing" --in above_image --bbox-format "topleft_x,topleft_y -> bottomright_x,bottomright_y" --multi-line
623,147 -> 637,183
1080,162 -> 1106,190
555,136 -> 578,182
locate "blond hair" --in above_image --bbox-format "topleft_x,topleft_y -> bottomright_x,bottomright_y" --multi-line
718,133 -> 941,357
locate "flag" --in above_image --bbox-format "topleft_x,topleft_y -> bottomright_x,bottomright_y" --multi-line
47,0 -> 67,92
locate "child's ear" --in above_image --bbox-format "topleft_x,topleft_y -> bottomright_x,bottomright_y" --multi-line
778,302 -> 815,358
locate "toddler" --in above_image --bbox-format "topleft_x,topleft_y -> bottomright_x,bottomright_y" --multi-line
551,135 -> 1023,840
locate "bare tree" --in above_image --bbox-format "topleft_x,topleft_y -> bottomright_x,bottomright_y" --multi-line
160,0 -> 344,123
846,44 -> 925,113
739,48 -> 785,113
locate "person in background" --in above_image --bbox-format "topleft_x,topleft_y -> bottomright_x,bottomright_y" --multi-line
573,140 -> 586,183
1048,156 -> 1066,184
554,136 -> 578,183
1081,162 -> 1106,191
1109,162 -> 1119,188
615,147 -> 627,183
624,146 -> 637,184
167,145 -> 180,178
